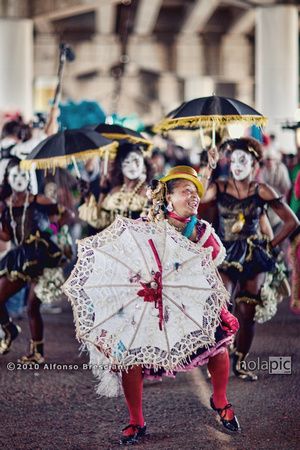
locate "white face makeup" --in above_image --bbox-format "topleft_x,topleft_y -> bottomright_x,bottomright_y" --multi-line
230,150 -> 253,181
8,165 -> 30,192
121,151 -> 144,180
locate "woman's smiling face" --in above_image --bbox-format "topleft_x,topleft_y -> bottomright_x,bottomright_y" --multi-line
230,149 -> 253,181
167,179 -> 200,217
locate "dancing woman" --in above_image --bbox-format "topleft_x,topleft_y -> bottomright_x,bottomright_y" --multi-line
117,165 -> 241,444
0,158 -> 67,362
79,143 -> 152,231
202,138 -> 299,381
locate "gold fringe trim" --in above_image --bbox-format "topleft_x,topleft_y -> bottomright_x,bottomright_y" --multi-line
153,114 -> 268,133
236,296 -> 260,306
221,260 -> 243,272
101,133 -> 153,155
20,142 -> 119,171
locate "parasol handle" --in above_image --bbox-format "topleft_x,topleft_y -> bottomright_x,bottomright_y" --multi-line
71,156 -> 81,179
103,148 -> 109,176
199,127 -> 205,150
212,122 -> 216,148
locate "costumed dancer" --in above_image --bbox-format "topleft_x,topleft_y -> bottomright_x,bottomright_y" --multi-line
289,170 -> 300,313
0,158 -> 71,363
202,138 -> 299,381
118,166 -> 241,444
78,142 -> 152,232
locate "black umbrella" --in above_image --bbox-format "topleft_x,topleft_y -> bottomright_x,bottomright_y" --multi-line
94,123 -> 153,153
20,129 -> 118,171
153,95 -> 267,133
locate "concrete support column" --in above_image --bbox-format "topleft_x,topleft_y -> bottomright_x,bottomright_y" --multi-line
175,35 -> 204,78
184,76 -> 214,101
220,34 -> 252,81
255,5 -> 298,152
158,72 -> 181,114
128,35 -> 169,73
0,18 -> 33,119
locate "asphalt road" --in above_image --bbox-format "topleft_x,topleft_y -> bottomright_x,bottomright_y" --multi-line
1,299 -> 299,450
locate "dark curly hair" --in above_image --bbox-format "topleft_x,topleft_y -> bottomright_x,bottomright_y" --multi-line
110,141 -> 153,188
220,137 -> 263,161
0,157 -> 24,200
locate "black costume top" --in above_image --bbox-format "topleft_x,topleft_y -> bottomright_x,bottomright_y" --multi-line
215,181 -> 276,281
0,196 -> 62,281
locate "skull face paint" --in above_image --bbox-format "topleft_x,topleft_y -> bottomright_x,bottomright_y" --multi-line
8,165 -> 30,192
121,151 -> 145,180
230,150 -> 253,181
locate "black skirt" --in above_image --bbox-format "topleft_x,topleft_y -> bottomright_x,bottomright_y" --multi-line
220,236 -> 276,282
0,231 -> 62,282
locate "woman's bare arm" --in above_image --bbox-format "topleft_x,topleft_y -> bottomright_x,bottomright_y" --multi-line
259,183 -> 299,247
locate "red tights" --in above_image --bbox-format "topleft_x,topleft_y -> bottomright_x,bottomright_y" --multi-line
121,350 -> 233,429
207,349 -> 234,420
122,366 -> 144,433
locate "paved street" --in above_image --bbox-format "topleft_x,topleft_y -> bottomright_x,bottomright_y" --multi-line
1,299 -> 299,450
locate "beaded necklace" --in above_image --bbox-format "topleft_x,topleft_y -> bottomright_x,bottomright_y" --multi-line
114,178 -> 146,215
8,191 -> 30,245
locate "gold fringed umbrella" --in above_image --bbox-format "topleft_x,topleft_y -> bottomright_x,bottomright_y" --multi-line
153,95 -> 267,135
20,129 -> 118,172
94,123 -> 153,155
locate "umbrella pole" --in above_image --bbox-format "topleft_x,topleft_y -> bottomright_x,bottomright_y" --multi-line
103,148 -> 109,176
71,156 -> 81,179
212,122 -> 216,148
199,127 -> 205,150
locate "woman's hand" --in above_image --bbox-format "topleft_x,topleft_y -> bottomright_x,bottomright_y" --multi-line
207,147 -> 219,170
220,308 -> 239,335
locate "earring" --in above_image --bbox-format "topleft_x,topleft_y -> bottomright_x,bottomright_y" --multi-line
166,202 -> 174,212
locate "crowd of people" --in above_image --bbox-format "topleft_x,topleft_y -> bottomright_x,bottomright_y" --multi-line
0,107 -> 300,444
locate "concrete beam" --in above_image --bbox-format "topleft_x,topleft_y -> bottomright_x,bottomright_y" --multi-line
95,3 -> 117,35
33,0 -> 123,22
134,0 -> 163,36
181,0 -> 220,35
230,10 -> 255,34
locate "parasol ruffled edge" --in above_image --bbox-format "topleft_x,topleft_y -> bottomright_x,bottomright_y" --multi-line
153,114 -> 268,134
20,142 -> 119,171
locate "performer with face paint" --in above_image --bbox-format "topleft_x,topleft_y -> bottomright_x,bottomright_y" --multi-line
0,158 -> 67,362
79,142 -> 152,231
202,138 -> 299,381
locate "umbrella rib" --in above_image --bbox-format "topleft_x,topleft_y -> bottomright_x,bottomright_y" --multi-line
123,302 -> 149,357
163,254 -> 206,281
163,320 -> 171,368
84,283 -> 137,289
79,295 -> 138,338
163,284 -> 224,293
93,247 -> 139,276
162,292 -> 204,329
126,229 -> 152,278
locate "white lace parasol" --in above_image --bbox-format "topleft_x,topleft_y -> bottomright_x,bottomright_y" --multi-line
64,216 -> 229,375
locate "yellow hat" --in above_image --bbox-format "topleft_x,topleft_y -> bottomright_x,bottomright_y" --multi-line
160,165 -> 204,198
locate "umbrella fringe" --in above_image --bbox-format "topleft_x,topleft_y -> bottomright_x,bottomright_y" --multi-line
20,142 -> 118,171
153,115 -> 267,133
101,132 -> 153,155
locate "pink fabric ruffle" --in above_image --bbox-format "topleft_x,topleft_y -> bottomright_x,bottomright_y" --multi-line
143,334 -> 233,381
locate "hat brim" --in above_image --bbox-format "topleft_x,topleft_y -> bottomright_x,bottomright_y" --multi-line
160,174 -> 204,198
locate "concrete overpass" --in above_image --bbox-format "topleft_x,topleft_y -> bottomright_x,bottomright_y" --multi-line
0,0 -> 299,149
